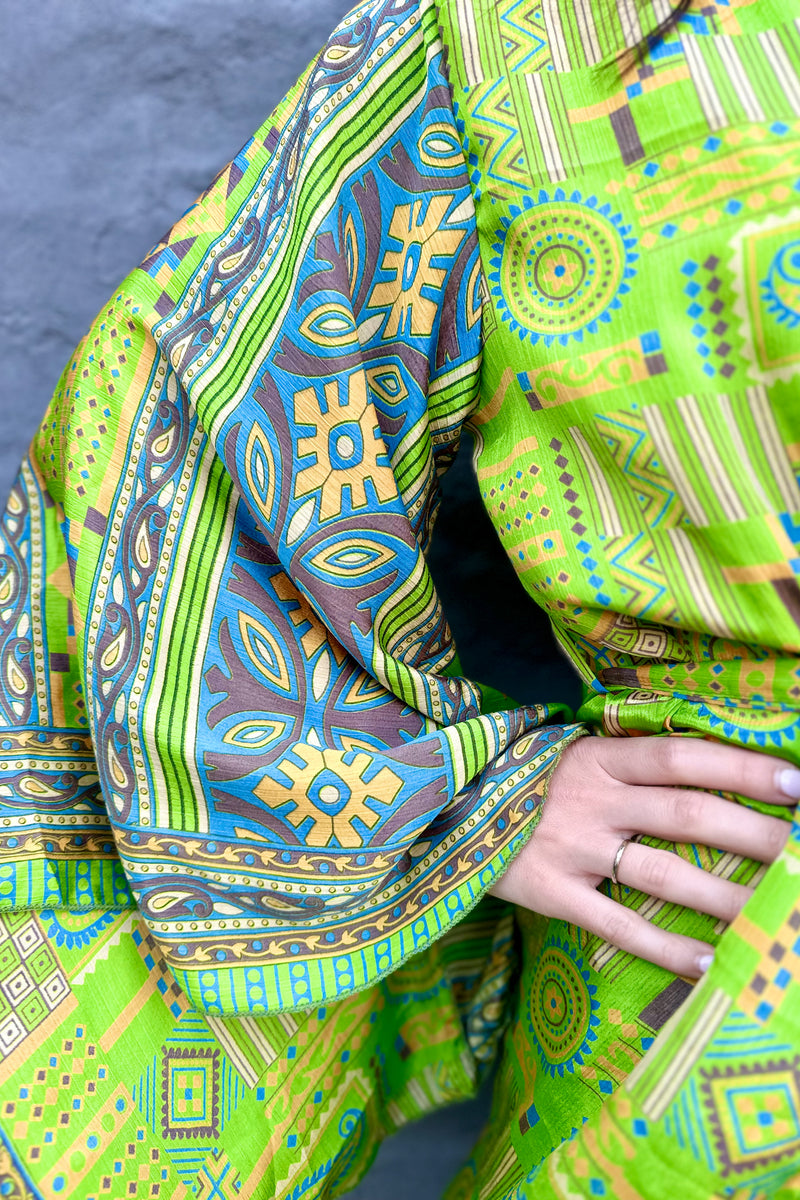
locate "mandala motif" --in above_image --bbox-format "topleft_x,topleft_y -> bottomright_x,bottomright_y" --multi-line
527,934 -> 599,1077
40,908 -> 118,949
265,745 -> 403,848
730,209 -> 800,384
489,189 -> 637,345
762,239 -> 800,329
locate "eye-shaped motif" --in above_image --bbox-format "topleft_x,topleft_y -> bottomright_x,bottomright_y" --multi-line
238,612 -> 293,693
244,421 -> 279,528
100,627 -> 128,673
343,213 -> 360,294
304,535 -> 398,585
223,718 -> 289,750
151,427 -> 176,459
218,245 -> 250,274
299,303 -> 359,347
419,124 -> 464,170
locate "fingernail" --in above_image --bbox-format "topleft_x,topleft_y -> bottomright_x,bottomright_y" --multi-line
696,953 -> 714,974
777,768 -> 800,800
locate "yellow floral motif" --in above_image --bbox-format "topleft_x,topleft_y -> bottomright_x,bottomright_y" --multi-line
259,745 -> 403,848
369,196 -> 464,338
292,371 -> 396,521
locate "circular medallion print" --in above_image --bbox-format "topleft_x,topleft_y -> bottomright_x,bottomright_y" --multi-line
762,238 -> 800,328
490,190 -> 637,346
528,935 -> 599,1076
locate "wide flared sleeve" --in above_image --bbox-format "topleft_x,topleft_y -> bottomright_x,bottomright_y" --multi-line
0,0 -> 583,1016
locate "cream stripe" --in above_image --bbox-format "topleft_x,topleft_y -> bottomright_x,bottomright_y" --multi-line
575,0 -> 602,64
639,987 -> 731,1119
747,384 -> 800,512
278,1011 -> 298,1036
643,405 -> 708,525
242,1017 -> 281,1065
683,36 -> 728,131
206,1017 -> 260,1087
715,35 -> 765,122
759,28 -> 800,116
569,427 -> 624,538
525,73 -> 567,183
541,0 -> 571,72
616,0 -> 643,49
668,528 -> 732,638
676,394 -> 746,522
455,0 -> 484,85
717,392 -> 770,511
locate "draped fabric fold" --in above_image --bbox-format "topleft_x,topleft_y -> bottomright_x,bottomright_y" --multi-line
0,0 -> 580,1019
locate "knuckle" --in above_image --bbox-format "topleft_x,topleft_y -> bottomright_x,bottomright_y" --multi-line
670,789 -> 697,830
661,937 -> 690,976
568,735 -> 600,774
653,737 -> 681,777
764,818 -> 789,860
638,851 -> 670,893
601,910 -> 633,949
725,885 -> 748,924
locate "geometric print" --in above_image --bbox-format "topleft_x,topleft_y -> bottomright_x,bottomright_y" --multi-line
0,912 -> 69,1060
438,0 -> 800,1193
731,208 -> 800,385
0,1 -> 588,1196
0,902 -> 494,1200
739,907 -> 800,1026
701,1058 -> 800,1176
163,1047 -> 221,1142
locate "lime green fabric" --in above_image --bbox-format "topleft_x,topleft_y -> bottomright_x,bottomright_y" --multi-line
436,0 -> 800,1195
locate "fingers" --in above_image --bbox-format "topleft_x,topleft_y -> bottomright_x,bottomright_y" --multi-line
615,841 -> 752,925
567,885 -> 714,978
609,786 -> 792,863
601,736 -> 800,806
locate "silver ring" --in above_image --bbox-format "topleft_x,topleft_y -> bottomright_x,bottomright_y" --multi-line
611,838 -> 633,886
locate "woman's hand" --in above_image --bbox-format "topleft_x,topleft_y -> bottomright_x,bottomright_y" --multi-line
490,735 -> 800,977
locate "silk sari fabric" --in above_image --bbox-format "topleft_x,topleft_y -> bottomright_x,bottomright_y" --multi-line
2,0 -> 800,1197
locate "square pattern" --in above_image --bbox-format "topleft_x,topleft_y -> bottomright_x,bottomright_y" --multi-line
0,913 -> 69,1059
703,1059 -> 800,1175
161,1048 -> 220,1140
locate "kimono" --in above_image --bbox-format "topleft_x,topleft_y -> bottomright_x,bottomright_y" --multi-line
1,0 -> 799,1196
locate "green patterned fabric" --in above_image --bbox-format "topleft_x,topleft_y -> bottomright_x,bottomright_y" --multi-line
3,0 -> 800,1196
435,0 -> 800,1195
